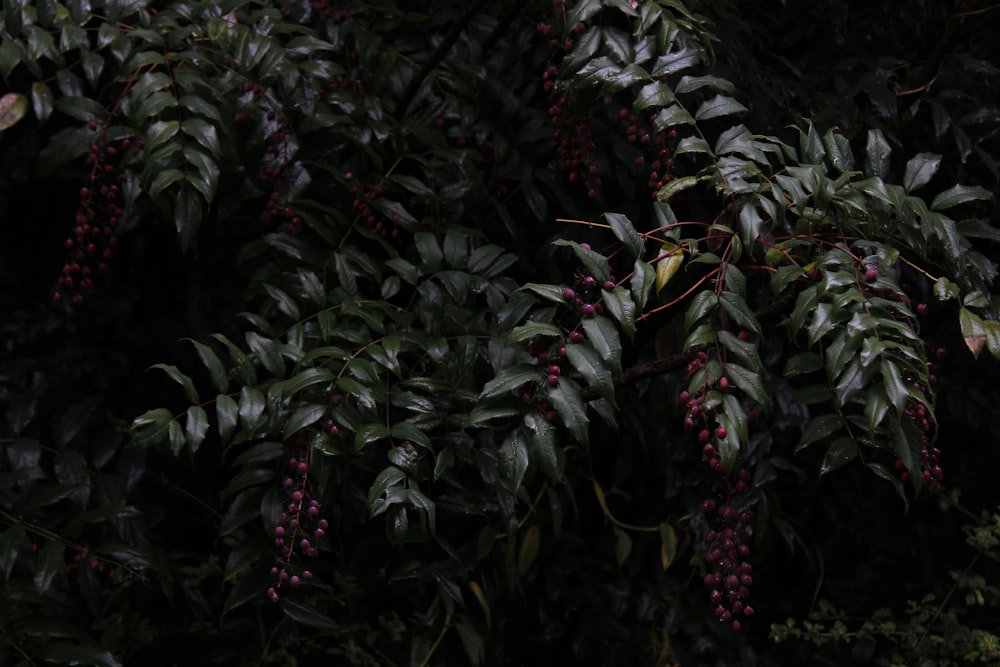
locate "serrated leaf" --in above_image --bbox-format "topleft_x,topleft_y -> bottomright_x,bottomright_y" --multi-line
245,332 -> 285,378
552,239 -> 610,281
238,386 -> 266,435
823,129 -> 854,172
865,383 -> 891,436
684,290 -> 718,332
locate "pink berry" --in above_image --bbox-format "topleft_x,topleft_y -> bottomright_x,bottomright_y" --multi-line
865,267 -> 878,281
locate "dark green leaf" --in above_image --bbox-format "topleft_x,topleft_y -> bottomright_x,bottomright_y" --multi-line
719,291 -> 761,335
499,432 -> 529,492
523,412 -> 558,479
903,153 -> 941,193
694,95 -> 748,121
796,414 -> 841,452
865,129 -> 891,178
601,286 -> 637,339
548,379 -> 590,445
580,316 -> 622,374
186,339 -> 229,393
820,438 -> 858,474
604,212 -> 642,260
184,406 -> 209,453
930,184 -> 993,210
283,403 -> 326,440
150,364 -> 199,404
725,362 -> 769,405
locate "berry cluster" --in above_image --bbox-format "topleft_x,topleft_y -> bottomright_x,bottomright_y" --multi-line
619,107 -> 678,197
259,112 -> 302,233
55,123 -> 141,304
537,19 -> 602,198
701,479 -> 755,631
348,175 -> 401,239
267,440 -> 324,602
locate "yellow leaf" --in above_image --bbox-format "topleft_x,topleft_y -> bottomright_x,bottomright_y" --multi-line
655,243 -> 684,293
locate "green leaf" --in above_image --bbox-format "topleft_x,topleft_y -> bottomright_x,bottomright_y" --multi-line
881,359 -> 911,412
903,153 -> 941,193
519,282 -> 568,304
718,291 -> 761,335
212,334 -> 256,384
630,258 -> 655,311
865,383 -> 891,436
601,286 -> 637,339
184,406 -> 209,453
507,321 -> 564,345
580,316 -> 622,374
724,362 -> 768,405
368,465 -> 406,509
820,438 -> 858,474
604,212 -> 642,260
283,403 -> 326,440
930,184 -> 993,210
174,185 -> 203,253
796,414 -> 841,452
823,129 -> 855,172
186,339 -> 229,393
245,332 -> 285,378
552,239 -> 610,281
216,394 -> 238,446
634,81 -> 675,109
499,432 -> 529,492
150,364 -> 199,404
548,379 -> 589,445
481,364 -> 541,400
652,104 -> 695,130
694,95 -> 748,121
238,386 -> 266,435
865,129 -> 891,178
280,598 -> 341,633
523,412 -> 558,479
565,343 -> 615,405
414,232 -> 443,272
673,135 -> 712,157
684,290 -> 718,332
30,643 -> 122,667
656,175 -> 699,202
354,423 -> 391,450
933,277 -> 960,301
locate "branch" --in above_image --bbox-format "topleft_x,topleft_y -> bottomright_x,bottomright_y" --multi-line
394,0 -> 491,122
900,0 -> 984,97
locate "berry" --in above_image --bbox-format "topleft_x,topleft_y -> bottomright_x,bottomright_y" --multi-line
546,374 -> 560,386
865,267 -> 878,281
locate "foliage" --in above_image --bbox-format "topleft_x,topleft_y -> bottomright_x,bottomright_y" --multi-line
2,0 -> 1000,665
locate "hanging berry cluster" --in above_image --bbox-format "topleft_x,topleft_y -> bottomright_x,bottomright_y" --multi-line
700,479 -> 755,631
619,106 -> 679,197
347,174 -> 402,239
678,347 -> 758,630
267,436 -> 325,603
55,121 -> 142,305
537,13 -> 602,199
235,82 -> 302,233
